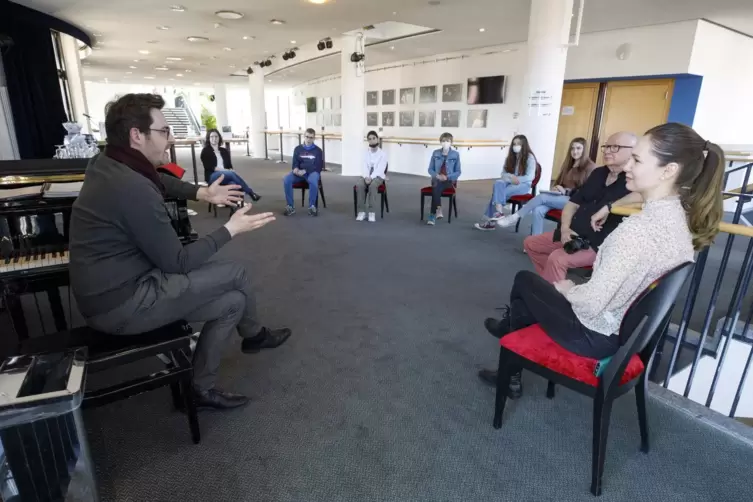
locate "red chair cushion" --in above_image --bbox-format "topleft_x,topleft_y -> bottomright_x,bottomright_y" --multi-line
292,181 -> 308,189
509,194 -> 533,204
545,209 -> 562,220
158,163 -> 185,179
499,324 -> 644,387
420,186 -> 456,195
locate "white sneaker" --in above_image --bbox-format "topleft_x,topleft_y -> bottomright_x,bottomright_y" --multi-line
356,212 -> 366,221
496,214 -> 520,228
436,207 -> 444,219
368,212 -> 376,222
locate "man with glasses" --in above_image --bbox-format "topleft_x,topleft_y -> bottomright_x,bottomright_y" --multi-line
521,131 -> 637,285
70,94 -> 292,411
284,128 -> 324,216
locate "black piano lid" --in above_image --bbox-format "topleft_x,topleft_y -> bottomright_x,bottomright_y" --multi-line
0,158 -> 90,179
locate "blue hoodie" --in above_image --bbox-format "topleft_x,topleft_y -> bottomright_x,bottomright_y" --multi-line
292,143 -> 323,175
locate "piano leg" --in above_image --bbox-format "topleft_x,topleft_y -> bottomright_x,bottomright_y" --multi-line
47,288 -> 68,332
4,291 -> 29,340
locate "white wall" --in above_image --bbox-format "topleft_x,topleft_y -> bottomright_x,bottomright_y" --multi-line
688,20 -> 753,146
289,21 -> 702,180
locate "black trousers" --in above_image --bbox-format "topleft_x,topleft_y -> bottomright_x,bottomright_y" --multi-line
431,178 -> 453,214
509,270 -> 620,360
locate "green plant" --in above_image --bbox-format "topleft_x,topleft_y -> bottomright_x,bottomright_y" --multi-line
200,106 -> 217,130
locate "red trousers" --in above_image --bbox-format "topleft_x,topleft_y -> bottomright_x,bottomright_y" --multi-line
523,231 -> 597,284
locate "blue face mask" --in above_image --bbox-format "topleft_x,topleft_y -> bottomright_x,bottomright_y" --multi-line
302,142 -> 316,150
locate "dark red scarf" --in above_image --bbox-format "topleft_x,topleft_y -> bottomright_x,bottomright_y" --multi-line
104,145 -> 166,196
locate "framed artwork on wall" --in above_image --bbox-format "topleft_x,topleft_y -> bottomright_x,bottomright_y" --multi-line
333,113 -> 342,127
324,97 -> 332,110
382,89 -> 396,105
441,110 -> 460,128
367,112 -> 378,126
306,97 -> 317,113
419,85 -> 437,103
399,88 -> 415,104
382,111 -> 395,127
467,109 -> 488,128
324,112 -> 332,127
442,84 -> 463,102
419,110 -> 435,127
366,91 -> 379,106
399,111 -> 414,127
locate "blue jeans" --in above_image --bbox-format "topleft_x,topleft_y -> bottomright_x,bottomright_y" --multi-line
283,171 -> 320,207
209,170 -> 255,196
484,180 -> 531,218
519,193 -> 569,235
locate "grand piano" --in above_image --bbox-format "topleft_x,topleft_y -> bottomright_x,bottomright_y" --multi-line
0,158 -> 197,341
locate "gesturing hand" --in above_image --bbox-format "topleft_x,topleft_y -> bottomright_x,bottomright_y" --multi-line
591,205 -> 610,232
224,205 -> 276,237
553,185 -> 566,194
205,174 -> 244,206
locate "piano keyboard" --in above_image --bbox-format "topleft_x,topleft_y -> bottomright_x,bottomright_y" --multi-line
0,247 -> 69,275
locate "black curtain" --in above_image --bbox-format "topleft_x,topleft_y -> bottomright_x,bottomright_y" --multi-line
0,0 -> 84,159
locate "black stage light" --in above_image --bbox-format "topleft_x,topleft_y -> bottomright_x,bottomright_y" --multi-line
350,52 -> 365,63
317,41 -> 325,51
325,39 -> 333,49
246,67 -> 253,74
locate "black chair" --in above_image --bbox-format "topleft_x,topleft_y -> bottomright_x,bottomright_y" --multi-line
18,321 -> 201,444
293,177 -> 327,209
353,183 -> 390,219
492,262 -> 693,496
420,183 -> 458,222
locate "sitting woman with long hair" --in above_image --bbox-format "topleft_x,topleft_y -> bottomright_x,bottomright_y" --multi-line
496,137 -> 597,234
477,122 -> 724,398
474,135 -> 537,231
200,128 -> 261,201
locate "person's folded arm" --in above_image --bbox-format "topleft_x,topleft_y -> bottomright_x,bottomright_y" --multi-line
559,200 -> 579,233
159,173 -> 199,200
516,154 -> 536,185
448,154 -> 461,181
565,232 -> 647,318
611,192 -> 643,209
120,189 -> 231,274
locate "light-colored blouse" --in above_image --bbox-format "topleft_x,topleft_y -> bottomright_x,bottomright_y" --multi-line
214,149 -> 225,170
565,196 -> 695,336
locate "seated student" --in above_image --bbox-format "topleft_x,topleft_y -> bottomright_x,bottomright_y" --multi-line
201,128 -> 261,201
356,131 -> 388,222
283,128 -> 323,217
478,122 -> 724,396
426,132 -> 462,226
496,137 -> 597,234
523,131 -> 636,283
474,135 -> 537,231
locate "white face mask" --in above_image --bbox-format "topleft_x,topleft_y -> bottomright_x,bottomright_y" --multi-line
512,145 -> 522,154
441,141 -> 451,151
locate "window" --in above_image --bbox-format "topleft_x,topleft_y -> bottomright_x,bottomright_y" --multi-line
50,30 -> 74,122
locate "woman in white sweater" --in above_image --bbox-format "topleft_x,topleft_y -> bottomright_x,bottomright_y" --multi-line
478,122 -> 725,398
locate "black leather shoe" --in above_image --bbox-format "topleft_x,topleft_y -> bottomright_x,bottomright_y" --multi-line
192,388 -> 249,410
485,305 -> 513,338
241,327 -> 292,353
477,369 -> 523,399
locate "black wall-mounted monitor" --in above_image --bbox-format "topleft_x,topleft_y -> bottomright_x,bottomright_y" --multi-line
467,76 -> 506,104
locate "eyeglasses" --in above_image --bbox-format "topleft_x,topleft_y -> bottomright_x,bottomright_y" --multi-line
600,144 -> 632,153
304,135 -> 315,140
150,127 -> 172,137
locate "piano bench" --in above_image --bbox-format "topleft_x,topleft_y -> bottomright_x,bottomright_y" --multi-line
17,320 -> 201,444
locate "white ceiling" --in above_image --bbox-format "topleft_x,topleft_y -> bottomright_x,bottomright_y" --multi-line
10,0 -> 753,89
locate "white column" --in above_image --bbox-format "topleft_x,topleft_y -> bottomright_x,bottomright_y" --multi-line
340,34 -> 366,176
518,0 -> 573,188
248,71 -> 266,158
60,33 -> 91,133
214,84 -> 229,132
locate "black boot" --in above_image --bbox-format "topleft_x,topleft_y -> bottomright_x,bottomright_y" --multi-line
241,327 -> 292,353
484,305 -> 513,339
477,369 -> 523,399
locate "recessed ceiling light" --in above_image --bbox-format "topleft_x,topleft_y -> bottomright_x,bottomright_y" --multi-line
390,46 -> 395,50
138,49 -> 150,54
223,47 -> 233,51
290,40 -> 296,44
270,19 -> 285,25
176,73 -> 183,77
242,35 -> 255,40
392,11 -> 397,15
144,76 -> 155,79
307,0 -> 328,3
502,49 -> 512,53
129,65 -> 137,69
479,28 -> 485,32
215,10 -> 243,20
146,40 -> 159,44
229,64 -> 236,68
157,25 -> 170,30
166,56 -> 183,61
184,69 -> 192,73
170,5 -> 186,12
155,66 -> 169,71
133,59 -> 142,62
187,36 -> 209,42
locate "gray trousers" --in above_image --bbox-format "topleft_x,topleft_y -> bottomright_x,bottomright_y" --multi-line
355,177 -> 384,212
86,261 -> 262,391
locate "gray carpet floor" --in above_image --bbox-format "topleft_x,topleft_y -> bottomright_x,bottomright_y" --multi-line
83,155 -> 753,502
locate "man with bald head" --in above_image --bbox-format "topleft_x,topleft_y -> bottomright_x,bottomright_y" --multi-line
522,131 -> 636,284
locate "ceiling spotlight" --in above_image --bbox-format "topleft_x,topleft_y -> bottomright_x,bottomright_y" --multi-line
390,46 -> 395,50
187,36 -> 209,42
350,52 -> 365,63
176,73 -> 183,77
157,25 -> 170,30
138,49 -> 150,54
144,76 -> 156,79
170,5 -> 186,12
246,67 -> 254,75
166,56 -> 183,61
242,35 -> 254,40
223,47 -> 233,51
290,40 -> 296,44
479,28 -> 485,32
326,39 -> 333,49
155,66 -> 169,71
264,59 -> 272,67
129,65 -> 137,69
269,19 -> 285,25
317,40 -> 325,50
215,10 -> 243,19
307,0 -> 328,3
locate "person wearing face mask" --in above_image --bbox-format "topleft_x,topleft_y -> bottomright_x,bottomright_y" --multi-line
474,135 -> 537,231
200,128 -> 261,202
356,131 -> 388,222
283,128 -> 324,217
426,132 -> 462,225
496,137 -> 596,234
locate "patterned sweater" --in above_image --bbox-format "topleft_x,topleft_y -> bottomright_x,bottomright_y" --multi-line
565,196 -> 695,336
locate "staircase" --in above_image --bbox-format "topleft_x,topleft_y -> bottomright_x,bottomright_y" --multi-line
163,107 -> 197,138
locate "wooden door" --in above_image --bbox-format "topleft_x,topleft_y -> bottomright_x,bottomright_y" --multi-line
553,83 -> 599,181
596,79 -> 674,165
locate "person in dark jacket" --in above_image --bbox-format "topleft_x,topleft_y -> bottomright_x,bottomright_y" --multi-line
283,128 -> 323,217
200,128 -> 261,201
